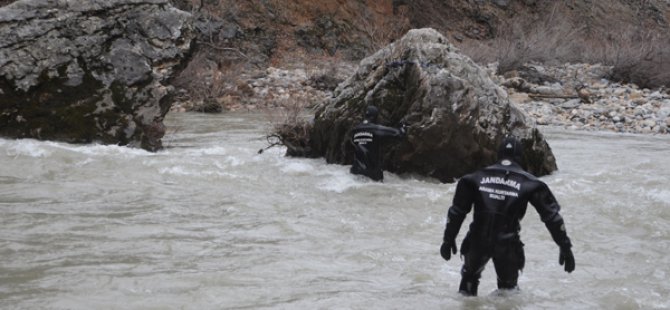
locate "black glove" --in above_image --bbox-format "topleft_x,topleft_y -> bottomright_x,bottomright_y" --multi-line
440,242 -> 457,261
559,246 -> 575,273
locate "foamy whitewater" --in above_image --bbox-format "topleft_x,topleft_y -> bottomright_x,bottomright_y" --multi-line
1,112 -> 669,309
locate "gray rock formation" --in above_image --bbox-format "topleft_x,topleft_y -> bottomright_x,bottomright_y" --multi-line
0,0 -> 194,151
305,28 -> 556,182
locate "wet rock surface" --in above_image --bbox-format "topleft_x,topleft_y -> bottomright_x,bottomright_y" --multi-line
0,0 -> 195,151
300,28 -> 557,182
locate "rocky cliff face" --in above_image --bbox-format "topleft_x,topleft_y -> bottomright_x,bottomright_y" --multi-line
405,0 -> 669,40
0,0 -> 195,151
169,0 -> 670,68
303,29 -> 556,182
165,0 -> 670,112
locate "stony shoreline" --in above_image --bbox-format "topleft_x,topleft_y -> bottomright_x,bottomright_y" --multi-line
496,63 -> 670,135
173,62 -> 670,135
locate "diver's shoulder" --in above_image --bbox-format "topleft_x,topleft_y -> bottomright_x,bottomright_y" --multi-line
486,161 -> 540,180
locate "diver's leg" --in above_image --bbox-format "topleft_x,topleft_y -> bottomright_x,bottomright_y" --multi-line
459,247 -> 490,296
492,242 -> 524,291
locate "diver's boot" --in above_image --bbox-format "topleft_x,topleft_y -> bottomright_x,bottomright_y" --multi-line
458,277 -> 479,296
494,278 -> 520,296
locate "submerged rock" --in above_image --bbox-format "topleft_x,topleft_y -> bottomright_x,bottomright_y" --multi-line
303,28 -> 556,182
0,0 -> 195,151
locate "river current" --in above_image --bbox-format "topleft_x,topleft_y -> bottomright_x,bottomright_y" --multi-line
1,112 -> 669,309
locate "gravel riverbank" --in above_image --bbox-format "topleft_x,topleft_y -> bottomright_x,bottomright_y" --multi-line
174,62 -> 670,135
497,63 -> 670,134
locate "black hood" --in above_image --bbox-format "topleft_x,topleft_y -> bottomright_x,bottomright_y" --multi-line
497,136 -> 523,164
365,105 -> 379,123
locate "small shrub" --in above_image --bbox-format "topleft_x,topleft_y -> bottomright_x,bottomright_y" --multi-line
356,6 -> 411,54
262,95 -> 313,156
171,52 -> 229,111
587,31 -> 670,89
459,3 -> 584,74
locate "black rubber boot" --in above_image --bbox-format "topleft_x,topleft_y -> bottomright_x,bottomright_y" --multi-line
458,277 -> 479,296
497,279 -> 518,290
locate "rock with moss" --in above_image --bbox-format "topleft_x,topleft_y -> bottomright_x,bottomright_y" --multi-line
303,28 -> 556,182
0,0 -> 194,151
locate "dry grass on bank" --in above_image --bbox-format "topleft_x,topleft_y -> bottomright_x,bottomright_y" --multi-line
457,6 -> 670,89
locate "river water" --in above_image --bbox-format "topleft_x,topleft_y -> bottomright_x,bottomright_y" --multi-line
1,112 -> 669,309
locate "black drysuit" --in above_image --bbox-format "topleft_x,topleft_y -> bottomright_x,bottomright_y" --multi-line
350,121 -> 405,181
442,160 -> 573,295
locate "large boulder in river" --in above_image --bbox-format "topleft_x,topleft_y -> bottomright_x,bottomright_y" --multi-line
305,28 -> 557,182
0,0 -> 194,151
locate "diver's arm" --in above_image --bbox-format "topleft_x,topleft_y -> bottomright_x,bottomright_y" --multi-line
529,182 -> 575,272
529,183 -> 571,248
443,177 -> 475,243
440,177 -> 475,261
371,124 -> 405,140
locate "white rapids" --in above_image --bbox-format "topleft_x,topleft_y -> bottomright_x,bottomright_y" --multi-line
1,112 -> 669,309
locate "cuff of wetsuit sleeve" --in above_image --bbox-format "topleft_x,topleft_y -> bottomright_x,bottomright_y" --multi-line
558,238 -> 572,249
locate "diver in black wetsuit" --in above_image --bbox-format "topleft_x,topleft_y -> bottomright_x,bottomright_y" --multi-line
440,136 -> 575,296
350,106 -> 406,182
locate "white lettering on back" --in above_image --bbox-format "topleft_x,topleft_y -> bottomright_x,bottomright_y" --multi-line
480,176 -> 521,190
